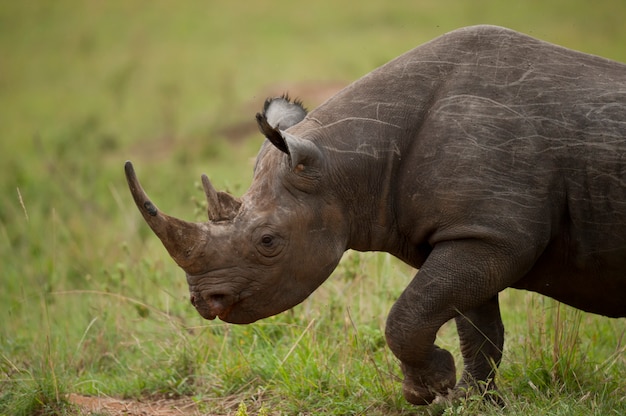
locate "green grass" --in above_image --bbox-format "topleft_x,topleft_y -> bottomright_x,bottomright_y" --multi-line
2,1 -> 626,415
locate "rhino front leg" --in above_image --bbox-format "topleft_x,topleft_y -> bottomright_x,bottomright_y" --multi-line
454,295 -> 504,398
385,239 -> 526,405
385,273 -> 458,405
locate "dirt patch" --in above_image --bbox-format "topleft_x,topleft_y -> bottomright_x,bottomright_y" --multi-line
69,394 -> 203,416
68,393 -> 258,416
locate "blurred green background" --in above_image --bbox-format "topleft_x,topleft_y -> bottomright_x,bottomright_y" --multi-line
2,0 -> 625,279
1,1 -> 625,414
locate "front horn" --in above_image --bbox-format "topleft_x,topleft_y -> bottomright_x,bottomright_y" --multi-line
125,161 -> 211,273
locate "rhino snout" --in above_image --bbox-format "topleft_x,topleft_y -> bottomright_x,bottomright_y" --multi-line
190,292 -> 236,321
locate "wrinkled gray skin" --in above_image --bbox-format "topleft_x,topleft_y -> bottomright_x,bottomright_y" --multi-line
126,25 -> 626,405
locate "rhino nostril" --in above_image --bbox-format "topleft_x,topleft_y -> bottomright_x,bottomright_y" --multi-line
207,294 -> 228,309
204,293 -> 233,317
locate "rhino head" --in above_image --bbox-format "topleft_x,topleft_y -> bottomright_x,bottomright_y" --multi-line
126,96 -> 348,324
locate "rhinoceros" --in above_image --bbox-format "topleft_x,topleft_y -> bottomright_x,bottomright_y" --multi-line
125,25 -> 626,405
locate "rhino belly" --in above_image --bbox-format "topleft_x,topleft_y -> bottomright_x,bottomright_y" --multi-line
512,235 -> 626,318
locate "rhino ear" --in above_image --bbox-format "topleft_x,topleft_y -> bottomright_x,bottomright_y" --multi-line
255,100 -> 320,172
261,95 -> 307,131
256,112 -> 290,154
255,113 -> 321,170
281,131 -> 322,173
255,95 -> 307,155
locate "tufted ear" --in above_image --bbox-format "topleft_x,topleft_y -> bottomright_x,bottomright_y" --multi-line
255,113 -> 321,171
256,95 -> 307,155
261,94 -> 307,130
256,111 -> 290,154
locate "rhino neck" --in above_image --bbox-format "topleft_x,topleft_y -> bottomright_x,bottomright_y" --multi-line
294,118 -> 410,259
347,150 -> 402,251
295,48 -> 447,260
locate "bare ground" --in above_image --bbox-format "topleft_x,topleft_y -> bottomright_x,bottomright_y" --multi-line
69,392 -> 291,415
69,394 -> 203,416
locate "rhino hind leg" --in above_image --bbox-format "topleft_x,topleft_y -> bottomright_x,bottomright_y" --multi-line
453,295 -> 505,402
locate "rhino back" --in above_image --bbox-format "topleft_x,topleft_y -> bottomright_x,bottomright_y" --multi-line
419,29 -> 626,314
298,26 -> 626,314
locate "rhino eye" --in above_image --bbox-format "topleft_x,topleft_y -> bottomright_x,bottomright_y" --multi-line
260,234 -> 274,247
254,229 -> 284,257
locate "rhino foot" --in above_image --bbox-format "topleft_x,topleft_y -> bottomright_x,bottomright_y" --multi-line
401,347 -> 456,405
449,377 -> 504,406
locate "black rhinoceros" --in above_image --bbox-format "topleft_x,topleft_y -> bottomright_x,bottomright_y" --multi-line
125,25 -> 626,405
